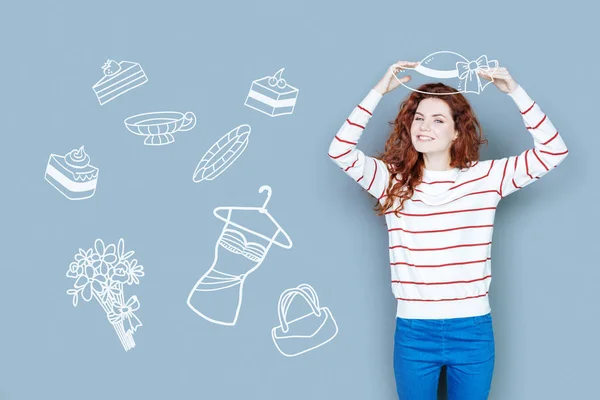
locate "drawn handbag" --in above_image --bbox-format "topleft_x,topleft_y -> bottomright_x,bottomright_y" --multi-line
271,284 -> 338,357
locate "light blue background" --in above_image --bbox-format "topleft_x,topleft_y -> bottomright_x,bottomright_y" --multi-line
1,0 -> 598,399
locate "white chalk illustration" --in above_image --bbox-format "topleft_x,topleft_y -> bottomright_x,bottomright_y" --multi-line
192,124 -> 251,183
124,111 -> 197,146
66,238 -> 145,351
244,68 -> 299,117
391,51 -> 499,95
45,146 -> 99,200
92,59 -> 148,105
187,185 -> 293,326
272,283 -> 338,357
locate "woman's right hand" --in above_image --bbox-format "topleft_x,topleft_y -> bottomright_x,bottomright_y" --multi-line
374,61 -> 419,95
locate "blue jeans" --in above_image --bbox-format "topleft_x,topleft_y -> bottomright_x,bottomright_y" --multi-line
393,313 -> 495,400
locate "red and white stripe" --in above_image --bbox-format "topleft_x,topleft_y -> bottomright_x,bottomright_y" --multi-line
329,87 -> 568,319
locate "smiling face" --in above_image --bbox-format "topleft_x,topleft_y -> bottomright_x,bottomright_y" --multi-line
410,97 -> 458,156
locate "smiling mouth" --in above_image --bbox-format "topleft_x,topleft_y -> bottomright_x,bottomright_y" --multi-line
417,135 -> 435,141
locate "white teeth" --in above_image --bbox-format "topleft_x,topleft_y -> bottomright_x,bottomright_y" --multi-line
418,135 -> 433,141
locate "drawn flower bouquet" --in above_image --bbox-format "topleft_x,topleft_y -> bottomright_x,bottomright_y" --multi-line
66,238 -> 144,351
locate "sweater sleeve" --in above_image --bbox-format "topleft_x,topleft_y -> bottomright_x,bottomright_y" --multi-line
328,89 -> 391,203
490,85 -> 569,199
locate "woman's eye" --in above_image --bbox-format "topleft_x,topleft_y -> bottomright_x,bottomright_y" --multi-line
414,117 -> 443,123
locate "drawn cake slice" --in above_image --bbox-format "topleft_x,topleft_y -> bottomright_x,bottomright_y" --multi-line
244,68 -> 299,117
92,59 -> 148,105
45,146 -> 99,200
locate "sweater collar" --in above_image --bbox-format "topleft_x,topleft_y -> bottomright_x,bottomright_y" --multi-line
422,167 -> 460,181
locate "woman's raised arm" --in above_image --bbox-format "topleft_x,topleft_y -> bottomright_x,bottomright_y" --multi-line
328,61 -> 417,203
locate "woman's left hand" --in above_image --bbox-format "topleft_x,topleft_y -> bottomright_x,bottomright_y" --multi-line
477,66 -> 519,94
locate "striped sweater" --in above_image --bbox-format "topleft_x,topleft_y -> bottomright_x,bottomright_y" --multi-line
328,85 -> 569,319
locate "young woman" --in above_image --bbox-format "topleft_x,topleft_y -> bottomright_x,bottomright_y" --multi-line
327,61 -> 569,400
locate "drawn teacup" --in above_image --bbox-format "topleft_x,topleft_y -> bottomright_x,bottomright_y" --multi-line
124,111 -> 197,146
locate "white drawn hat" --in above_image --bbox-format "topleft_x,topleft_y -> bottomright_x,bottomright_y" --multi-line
392,51 -> 499,95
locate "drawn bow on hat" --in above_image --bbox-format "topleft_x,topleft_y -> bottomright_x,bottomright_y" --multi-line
107,295 -> 142,334
456,55 -> 498,94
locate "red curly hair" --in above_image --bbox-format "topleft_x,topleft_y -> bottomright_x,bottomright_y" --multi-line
375,83 -> 488,217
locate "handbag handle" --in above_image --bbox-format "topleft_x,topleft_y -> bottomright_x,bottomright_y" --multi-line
296,284 -> 320,309
281,284 -> 320,319
277,285 -> 322,333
